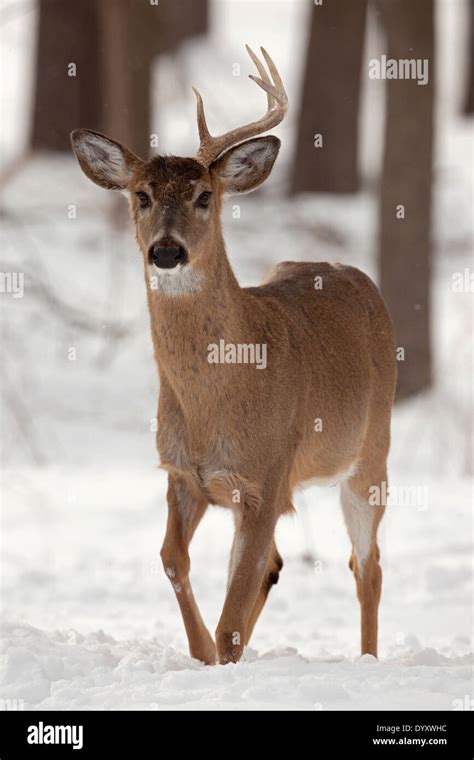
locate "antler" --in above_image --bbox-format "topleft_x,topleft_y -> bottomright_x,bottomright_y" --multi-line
192,45 -> 288,166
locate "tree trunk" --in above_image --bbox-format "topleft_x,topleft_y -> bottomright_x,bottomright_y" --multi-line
464,0 -> 474,114
98,0 -> 161,159
32,0 -> 209,156
290,0 -> 367,194
31,0 -> 103,151
376,0 -> 434,400
157,0 -> 208,54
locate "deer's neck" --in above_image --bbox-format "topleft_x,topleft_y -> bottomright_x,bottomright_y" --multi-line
147,237 -> 249,391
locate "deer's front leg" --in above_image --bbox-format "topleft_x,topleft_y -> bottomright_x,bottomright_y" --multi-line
216,485 -> 281,664
160,474 -> 216,665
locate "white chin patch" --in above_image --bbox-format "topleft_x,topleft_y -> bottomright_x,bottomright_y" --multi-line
147,265 -> 202,296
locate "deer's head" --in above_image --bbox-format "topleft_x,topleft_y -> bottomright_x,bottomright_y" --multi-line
70,47 -> 287,293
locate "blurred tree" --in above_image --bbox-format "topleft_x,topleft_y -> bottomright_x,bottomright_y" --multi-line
375,0 -> 434,400
99,0 -> 208,159
464,0 -> 474,114
290,0 -> 368,194
98,0 -> 159,158
158,0 -> 208,54
31,0 -> 208,156
31,0 -> 104,151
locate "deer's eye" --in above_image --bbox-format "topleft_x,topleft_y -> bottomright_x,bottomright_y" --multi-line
196,191 -> 211,208
136,192 -> 151,209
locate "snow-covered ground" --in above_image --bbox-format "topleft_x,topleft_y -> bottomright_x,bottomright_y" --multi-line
0,1 -> 472,710
1,466 -> 472,710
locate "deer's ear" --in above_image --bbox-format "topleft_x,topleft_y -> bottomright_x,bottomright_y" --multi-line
70,129 -> 142,190
210,136 -> 280,195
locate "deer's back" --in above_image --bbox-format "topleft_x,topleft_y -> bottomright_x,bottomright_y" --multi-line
252,261 -> 395,363
256,258 -> 393,336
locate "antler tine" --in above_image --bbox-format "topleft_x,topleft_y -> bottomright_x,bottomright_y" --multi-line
246,44 -> 273,111
249,74 -> 286,105
192,87 -> 211,143
260,47 -> 286,96
246,46 -> 288,110
193,46 -> 288,166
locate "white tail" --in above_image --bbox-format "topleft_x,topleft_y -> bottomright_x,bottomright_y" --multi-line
71,46 -> 397,665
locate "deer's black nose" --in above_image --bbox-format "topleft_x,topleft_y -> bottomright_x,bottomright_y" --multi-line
148,242 -> 187,269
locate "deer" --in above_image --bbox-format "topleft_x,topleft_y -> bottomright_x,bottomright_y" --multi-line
71,46 -> 397,665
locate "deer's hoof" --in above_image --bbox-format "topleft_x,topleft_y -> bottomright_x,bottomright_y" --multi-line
216,628 -> 244,664
190,634 -> 217,666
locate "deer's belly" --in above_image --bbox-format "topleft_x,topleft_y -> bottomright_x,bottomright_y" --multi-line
158,428 -> 262,511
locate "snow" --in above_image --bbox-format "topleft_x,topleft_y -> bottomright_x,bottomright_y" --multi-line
1,622 -> 471,711
0,0 -> 472,710
1,465 -> 472,710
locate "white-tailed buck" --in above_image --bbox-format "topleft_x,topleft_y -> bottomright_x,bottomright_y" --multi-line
71,46 -> 396,664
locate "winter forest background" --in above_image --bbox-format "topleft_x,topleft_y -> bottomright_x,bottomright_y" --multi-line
0,0 -> 473,710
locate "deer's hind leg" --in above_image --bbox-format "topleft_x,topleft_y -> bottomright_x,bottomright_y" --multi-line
341,464 -> 386,658
160,473 -> 216,664
244,539 -> 283,645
